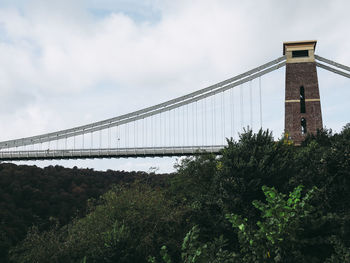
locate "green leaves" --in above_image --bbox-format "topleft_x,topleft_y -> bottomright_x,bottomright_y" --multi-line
8,125 -> 350,263
11,183 -> 185,263
226,185 -> 321,262
160,246 -> 172,263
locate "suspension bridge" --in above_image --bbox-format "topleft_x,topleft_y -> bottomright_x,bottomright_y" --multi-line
0,41 -> 349,161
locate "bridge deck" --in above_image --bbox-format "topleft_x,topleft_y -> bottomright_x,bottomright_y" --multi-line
0,146 -> 225,161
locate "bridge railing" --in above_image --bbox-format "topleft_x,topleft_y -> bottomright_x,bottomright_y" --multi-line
0,145 -> 225,160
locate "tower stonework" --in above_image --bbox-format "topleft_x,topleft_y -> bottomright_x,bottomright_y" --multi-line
284,40 -> 323,144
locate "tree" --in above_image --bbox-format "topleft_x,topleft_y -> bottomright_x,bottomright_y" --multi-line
227,185 -> 319,262
10,183 -> 186,263
153,185 -> 349,263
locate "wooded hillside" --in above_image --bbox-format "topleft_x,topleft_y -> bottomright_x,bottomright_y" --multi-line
0,163 -> 170,262
1,124 -> 350,262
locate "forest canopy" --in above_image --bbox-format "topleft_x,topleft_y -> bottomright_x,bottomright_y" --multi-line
1,124 -> 350,262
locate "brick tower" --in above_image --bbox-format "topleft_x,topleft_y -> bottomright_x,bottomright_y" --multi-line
284,40 -> 323,144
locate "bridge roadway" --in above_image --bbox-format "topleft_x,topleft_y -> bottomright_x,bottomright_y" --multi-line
0,145 -> 225,161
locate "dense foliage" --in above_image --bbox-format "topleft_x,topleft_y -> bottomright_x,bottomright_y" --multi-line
3,124 -> 350,262
0,164 -> 170,262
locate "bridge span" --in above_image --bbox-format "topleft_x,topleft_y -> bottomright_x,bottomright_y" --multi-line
0,41 -> 349,161
0,146 -> 224,161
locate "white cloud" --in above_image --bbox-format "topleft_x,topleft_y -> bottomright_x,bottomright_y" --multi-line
0,0 -> 349,172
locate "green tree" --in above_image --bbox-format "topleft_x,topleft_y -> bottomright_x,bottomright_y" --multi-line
10,183 -> 185,263
227,185 -> 319,262
153,185 -> 349,263
8,125 -> 350,262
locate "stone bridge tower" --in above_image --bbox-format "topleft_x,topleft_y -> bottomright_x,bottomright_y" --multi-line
284,40 -> 323,144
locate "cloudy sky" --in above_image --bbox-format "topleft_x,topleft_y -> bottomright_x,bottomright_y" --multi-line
0,0 -> 349,172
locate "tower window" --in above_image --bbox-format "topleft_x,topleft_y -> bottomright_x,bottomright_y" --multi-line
301,118 -> 307,134
292,50 -> 309,58
300,86 -> 306,113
